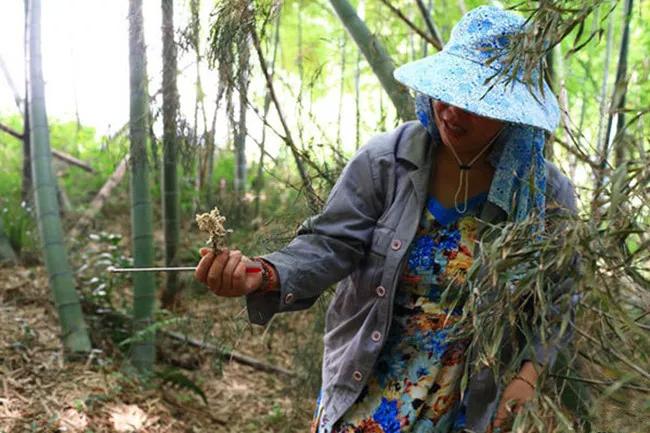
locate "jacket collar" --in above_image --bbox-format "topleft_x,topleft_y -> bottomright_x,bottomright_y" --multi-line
395,121 -> 431,169
396,122 -> 433,210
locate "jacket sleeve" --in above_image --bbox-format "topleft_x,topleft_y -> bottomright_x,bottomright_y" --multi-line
246,144 -> 386,326
522,172 -> 580,368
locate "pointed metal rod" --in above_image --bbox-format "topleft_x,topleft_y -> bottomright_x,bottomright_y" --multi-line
108,266 -> 196,273
107,263 -> 262,273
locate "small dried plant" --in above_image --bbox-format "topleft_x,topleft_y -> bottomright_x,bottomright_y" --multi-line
195,207 -> 232,253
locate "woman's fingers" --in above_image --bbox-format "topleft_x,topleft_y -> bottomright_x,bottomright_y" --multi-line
490,398 -> 518,433
207,249 -> 229,292
219,250 -> 243,295
195,249 -> 215,284
196,248 -> 252,297
233,260 -> 247,292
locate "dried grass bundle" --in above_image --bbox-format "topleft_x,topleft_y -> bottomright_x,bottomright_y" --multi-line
452,160 -> 649,431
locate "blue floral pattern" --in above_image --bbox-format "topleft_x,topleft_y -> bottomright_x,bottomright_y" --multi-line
320,195 -> 486,433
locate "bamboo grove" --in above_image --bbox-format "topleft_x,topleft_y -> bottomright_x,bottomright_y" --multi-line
0,0 -> 647,431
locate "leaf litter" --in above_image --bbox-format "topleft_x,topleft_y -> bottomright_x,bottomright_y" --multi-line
0,263 -> 318,432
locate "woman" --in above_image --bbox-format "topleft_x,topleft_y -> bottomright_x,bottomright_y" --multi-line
195,6 -> 577,433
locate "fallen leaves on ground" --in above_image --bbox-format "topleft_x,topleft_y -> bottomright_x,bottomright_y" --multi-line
0,264 -> 318,432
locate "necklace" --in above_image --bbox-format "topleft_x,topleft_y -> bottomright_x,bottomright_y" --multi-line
444,127 -> 505,214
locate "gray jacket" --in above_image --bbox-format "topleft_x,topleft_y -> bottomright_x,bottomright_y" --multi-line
246,122 -> 578,433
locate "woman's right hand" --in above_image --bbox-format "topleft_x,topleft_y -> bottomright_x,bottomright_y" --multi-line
195,247 -> 263,297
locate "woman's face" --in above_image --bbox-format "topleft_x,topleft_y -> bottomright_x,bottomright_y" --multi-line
432,100 -> 505,154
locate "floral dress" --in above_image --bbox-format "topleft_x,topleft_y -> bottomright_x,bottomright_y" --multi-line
311,192 -> 487,433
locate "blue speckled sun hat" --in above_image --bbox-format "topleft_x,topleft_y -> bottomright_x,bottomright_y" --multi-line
394,6 -> 560,133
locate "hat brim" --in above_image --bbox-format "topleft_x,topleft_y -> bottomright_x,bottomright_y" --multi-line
394,53 -> 560,133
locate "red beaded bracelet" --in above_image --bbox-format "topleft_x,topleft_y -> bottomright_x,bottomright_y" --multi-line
252,257 -> 278,293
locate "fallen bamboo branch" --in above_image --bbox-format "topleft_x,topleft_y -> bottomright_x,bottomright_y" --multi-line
85,301 -> 294,377
1,123 -> 94,173
0,122 -> 23,140
163,330 -> 294,377
51,149 -> 94,173
70,154 -> 129,238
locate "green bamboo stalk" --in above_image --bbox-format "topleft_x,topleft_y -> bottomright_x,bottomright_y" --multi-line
160,0 -> 180,309
26,0 -> 90,354
129,0 -> 157,373
22,0 -> 32,205
608,0 -> 633,168
329,0 -> 415,121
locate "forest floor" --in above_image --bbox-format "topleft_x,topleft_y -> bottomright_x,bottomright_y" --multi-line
0,202 -> 326,432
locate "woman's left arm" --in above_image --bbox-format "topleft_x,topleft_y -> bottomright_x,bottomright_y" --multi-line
488,360 -> 539,432
490,166 -> 580,432
523,166 -> 580,367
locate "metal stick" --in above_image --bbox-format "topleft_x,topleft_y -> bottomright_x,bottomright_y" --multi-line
108,266 -> 197,273
107,263 -> 263,273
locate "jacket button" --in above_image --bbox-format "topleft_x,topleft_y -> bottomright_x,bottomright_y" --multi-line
284,293 -> 295,304
375,286 -> 386,297
391,239 -> 402,250
371,331 -> 382,342
352,370 -> 363,381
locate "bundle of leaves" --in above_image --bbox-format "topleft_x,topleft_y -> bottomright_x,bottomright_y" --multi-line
492,0 -> 616,93
451,162 -> 649,432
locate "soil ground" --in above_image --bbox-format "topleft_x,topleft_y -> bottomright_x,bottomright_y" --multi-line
0,203 -> 326,432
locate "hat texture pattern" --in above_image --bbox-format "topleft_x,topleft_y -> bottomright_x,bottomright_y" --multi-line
395,6 -> 560,132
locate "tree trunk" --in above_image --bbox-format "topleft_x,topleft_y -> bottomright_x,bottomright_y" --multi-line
0,218 -> 17,264
128,0 -> 157,373
607,0 -> 633,168
22,0 -> 32,204
26,0 -> 90,354
190,0 -> 204,212
330,0 -> 414,121
592,10 -> 615,219
160,0 -> 181,309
